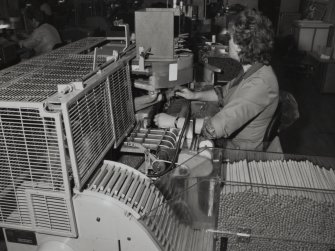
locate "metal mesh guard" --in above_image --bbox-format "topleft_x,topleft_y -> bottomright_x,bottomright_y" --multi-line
0,37 -> 107,103
67,79 -> 114,189
0,107 -> 75,235
61,58 -> 135,190
28,191 -> 74,235
65,61 -> 135,190
0,55 -> 107,103
109,64 -> 135,148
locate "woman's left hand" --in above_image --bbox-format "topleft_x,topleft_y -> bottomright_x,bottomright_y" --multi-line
154,113 -> 176,128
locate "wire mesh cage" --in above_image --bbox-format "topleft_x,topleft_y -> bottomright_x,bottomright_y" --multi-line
0,54 -> 107,103
0,104 -> 76,236
0,37 -> 135,236
0,37 -> 106,86
62,58 -> 135,189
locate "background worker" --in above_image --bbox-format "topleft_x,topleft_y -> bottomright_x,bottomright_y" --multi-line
18,7 -> 61,57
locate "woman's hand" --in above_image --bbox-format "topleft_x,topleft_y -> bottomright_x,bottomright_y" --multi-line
175,88 -> 196,100
154,113 -> 176,128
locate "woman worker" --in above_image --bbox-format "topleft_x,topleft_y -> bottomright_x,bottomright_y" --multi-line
19,7 -> 61,56
154,9 -> 279,151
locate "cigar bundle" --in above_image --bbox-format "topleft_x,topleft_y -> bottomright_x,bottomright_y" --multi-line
217,159 -> 335,250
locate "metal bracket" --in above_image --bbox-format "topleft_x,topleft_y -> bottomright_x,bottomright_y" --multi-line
138,46 -> 152,71
106,50 -> 119,62
121,142 -> 157,175
57,82 -> 84,94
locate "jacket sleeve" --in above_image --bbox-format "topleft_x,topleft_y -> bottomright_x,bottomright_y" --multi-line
21,29 -> 41,50
208,77 -> 274,138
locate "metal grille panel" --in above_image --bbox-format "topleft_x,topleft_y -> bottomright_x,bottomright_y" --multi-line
40,54 -> 106,77
0,37 -> 107,103
29,193 -> 72,234
64,61 -> 135,189
0,107 -> 67,229
109,64 -> 135,147
0,55 -> 106,102
0,89 -> 58,102
48,37 -> 106,56
0,71 -> 26,83
67,79 -> 114,188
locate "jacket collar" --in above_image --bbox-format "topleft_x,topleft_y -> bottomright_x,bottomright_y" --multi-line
231,62 -> 263,88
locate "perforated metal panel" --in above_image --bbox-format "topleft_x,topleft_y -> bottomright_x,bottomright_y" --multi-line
0,105 -> 75,236
40,54 -> 106,77
108,64 -> 135,148
0,37 -> 106,81
0,37 -> 107,102
62,58 -> 135,190
27,191 -> 74,234
48,37 -> 106,56
65,79 -> 114,189
0,55 -> 106,102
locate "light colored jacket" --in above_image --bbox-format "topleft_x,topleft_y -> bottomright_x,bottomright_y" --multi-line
211,65 -> 279,150
21,23 -> 61,55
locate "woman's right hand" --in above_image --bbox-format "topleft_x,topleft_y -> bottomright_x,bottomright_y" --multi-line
175,88 -> 196,100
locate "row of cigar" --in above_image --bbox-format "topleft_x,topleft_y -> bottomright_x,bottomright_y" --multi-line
215,237 -> 335,251
224,159 -> 335,202
218,190 -> 335,244
145,209 -> 213,251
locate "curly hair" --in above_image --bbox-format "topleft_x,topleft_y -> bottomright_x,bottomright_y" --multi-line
230,9 -> 274,65
26,7 -> 45,24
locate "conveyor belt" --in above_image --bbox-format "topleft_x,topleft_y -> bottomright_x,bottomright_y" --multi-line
86,161 -> 214,251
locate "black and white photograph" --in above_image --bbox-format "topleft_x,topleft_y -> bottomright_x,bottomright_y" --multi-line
0,0 -> 335,250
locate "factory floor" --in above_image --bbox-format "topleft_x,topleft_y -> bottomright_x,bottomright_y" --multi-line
273,52 -> 335,158
1,41 -> 335,251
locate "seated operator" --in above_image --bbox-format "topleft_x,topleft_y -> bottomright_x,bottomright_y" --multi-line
154,9 -> 279,151
18,8 -> 61,56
